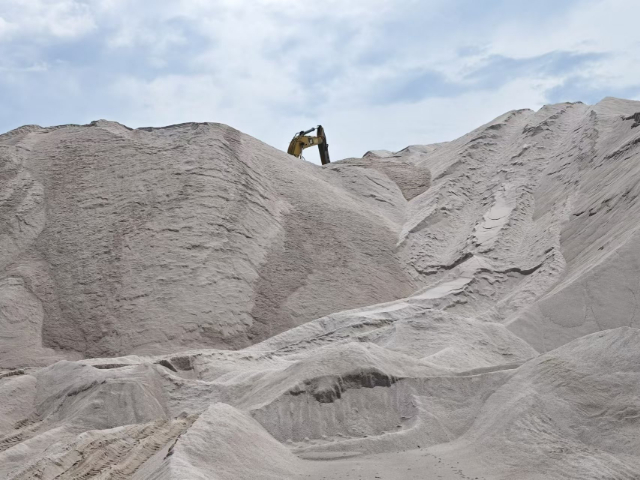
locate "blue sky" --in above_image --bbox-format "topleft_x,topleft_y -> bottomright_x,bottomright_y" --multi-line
1,0 -> 639,162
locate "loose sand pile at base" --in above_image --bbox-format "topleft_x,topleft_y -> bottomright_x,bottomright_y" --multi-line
1,97 -> 640,478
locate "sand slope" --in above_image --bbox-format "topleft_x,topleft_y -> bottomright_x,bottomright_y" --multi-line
0,121 -> 423,360
2,97 -> 640,478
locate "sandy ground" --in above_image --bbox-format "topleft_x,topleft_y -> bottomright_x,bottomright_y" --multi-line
2,97 -> 640,479
300,450 -> 482,480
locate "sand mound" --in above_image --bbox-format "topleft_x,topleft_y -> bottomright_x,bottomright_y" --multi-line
136,403 -> 301,480
397,98 -> 640,352
432,327 -> 640,479
0,121 -> 417,360
2,97 -> 640,478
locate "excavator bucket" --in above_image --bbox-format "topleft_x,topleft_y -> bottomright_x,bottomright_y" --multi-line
317,125 -> 330,165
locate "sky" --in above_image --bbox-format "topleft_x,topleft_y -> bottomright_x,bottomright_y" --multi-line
1,0 -> 640,163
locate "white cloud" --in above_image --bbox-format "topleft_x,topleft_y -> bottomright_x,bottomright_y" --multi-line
0,62 -> 48,73
0,16 -> 14,40
1,0 -> 639,162
0,0 -> 96,40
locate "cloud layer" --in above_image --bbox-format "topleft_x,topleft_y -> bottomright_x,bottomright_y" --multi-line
1,0 -> 639,161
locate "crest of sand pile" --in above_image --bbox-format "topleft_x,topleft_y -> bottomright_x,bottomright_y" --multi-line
2,97 -> 640,479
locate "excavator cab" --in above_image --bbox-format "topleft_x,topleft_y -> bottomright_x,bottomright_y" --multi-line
287,125 -> 331,165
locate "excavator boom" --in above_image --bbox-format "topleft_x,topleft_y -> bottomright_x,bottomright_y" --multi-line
287,125 -> 331,165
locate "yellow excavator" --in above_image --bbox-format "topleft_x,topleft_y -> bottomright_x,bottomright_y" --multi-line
287,125 -> 331,165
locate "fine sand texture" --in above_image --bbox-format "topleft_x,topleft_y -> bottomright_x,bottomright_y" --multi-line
1,97 -> 640,478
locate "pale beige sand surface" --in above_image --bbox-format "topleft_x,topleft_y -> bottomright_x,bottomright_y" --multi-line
300,450 -> 482,480
1,97 -> 640,479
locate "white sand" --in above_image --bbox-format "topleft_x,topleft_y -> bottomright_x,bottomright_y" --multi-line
1,97 -> 640,478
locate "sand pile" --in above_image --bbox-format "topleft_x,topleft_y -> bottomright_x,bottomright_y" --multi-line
0,121 -> 426,362
1,97 -> 640,479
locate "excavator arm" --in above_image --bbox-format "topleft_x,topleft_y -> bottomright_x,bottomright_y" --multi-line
287,125 -> 331,165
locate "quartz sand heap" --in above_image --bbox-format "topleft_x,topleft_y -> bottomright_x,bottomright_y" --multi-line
1,97 -> 640,479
